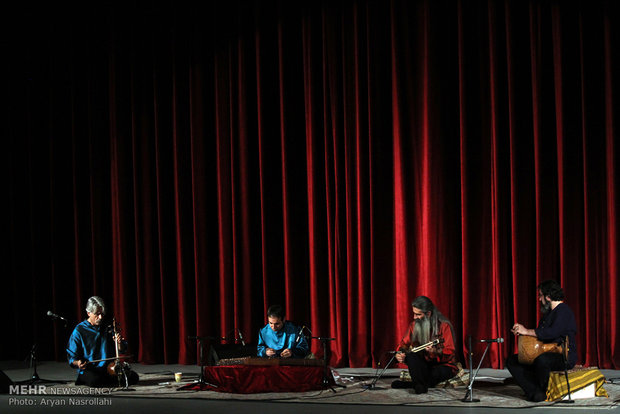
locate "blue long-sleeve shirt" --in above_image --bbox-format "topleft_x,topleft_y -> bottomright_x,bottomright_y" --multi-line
66,320 -> 120,374
257,321 -> 309,358
535,302 -> 578,368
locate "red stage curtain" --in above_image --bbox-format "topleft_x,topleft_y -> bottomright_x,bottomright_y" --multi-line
3,0 -> 618,369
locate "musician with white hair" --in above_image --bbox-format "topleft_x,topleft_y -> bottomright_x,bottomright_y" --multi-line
66,296 -> 139,387
506,280 -> 577,402
393,296 -> 458,394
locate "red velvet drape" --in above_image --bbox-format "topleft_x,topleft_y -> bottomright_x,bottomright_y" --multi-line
3,0 -> 618,369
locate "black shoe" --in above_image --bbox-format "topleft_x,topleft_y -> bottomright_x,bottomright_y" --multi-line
529,391 -> 546,402
414,383 -> 428,394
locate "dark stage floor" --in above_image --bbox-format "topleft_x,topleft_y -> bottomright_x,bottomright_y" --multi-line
1,361 -> 618,414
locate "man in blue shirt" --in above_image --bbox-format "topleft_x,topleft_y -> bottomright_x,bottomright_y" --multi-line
257,305 -> 309,358
66,296 -> 139,387
506,280 -> 578,402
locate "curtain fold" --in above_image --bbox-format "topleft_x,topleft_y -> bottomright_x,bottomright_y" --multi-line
3,0 -> 618,369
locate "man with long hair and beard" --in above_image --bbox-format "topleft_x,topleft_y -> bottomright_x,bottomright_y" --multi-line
506,280 -> 577,402
393,296 -> 458,394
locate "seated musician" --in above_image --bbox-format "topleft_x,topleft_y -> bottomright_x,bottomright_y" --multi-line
257,304 -> 309,359
393,296 -> 458,394
66,296 -> 139,387
506,280 -> 577,402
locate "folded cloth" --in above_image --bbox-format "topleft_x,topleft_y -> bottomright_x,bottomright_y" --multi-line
546,366 -> 608,402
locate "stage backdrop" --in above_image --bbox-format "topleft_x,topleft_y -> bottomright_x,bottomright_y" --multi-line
2,0 -> 618,369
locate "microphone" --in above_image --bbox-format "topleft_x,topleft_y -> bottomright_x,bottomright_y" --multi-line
237,329 -> 246,346
294,326 -> 306,344
479,338 -> 504,343
47,311 -> 67,322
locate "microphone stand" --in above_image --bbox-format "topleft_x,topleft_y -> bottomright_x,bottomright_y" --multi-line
555,336 -> 574,404
19,314 -> 70,386
462,336 -> 495,403
310,336 -> 345,393
18,344 -> 65,386
362,352 -> 397,390
177,336 -> 217,391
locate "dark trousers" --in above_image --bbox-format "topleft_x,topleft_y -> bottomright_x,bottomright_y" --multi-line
76,367 -> 139,387
405,352 -> 455,389
505,353 -> 565,400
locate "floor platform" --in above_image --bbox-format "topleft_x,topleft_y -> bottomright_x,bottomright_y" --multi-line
1,361 -> 619,414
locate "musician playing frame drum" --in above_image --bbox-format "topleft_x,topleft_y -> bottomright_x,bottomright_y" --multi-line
506,280 -> 577,402
393,296 -> 458,394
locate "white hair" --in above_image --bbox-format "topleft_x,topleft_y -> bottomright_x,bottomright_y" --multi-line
85,296 -> 106,314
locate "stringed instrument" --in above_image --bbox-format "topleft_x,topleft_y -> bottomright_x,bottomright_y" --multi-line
217,356 -> 324,366
404,337 -> 444,354
517,335 -> 566,365
106,318 -> 132,387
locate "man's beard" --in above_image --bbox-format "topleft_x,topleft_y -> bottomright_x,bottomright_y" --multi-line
540,299 -> 551,315
412,317 -> 431,345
